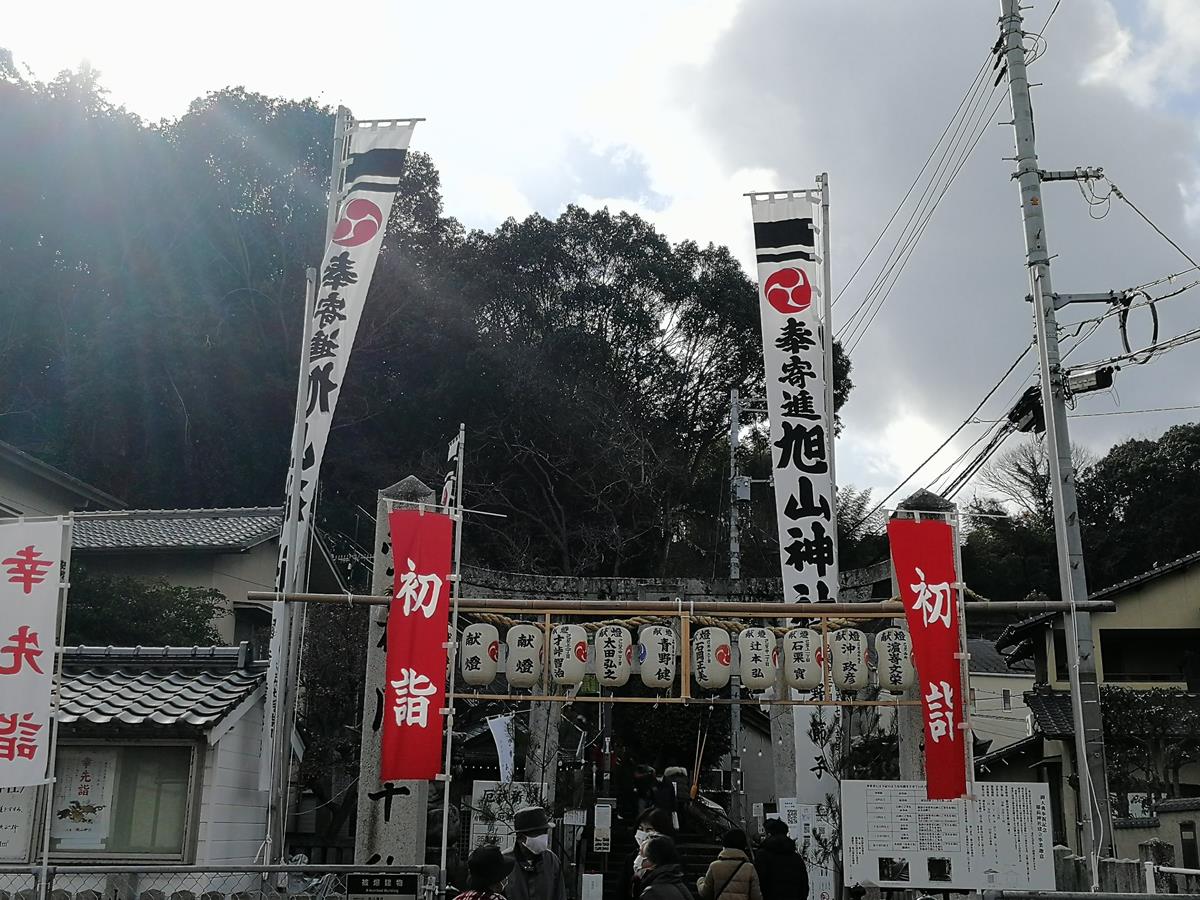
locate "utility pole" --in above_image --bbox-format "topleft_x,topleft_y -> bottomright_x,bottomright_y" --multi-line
727,390 -> 744,827
999,0 -> 1113,870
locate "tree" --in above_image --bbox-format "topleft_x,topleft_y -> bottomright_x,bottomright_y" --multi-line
1101,686 -> 1200,817
1078,423 -> 1200,591
978,438 -> 1095,531
64,566 -> 225,646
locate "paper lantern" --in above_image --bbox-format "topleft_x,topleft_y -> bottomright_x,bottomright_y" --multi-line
595,625 -> 632,687
551,624 -> 588,686
638,625 -> 677,690
830,627 -> 869,691
738,627 -> 776,691
783,627 -> 823,691
691,627 -> 732,691
505,624 -> 543,689
875,627 -> 916,693
460,623 -> 499,687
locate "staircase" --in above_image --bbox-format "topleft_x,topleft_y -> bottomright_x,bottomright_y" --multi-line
582,824 -> 720,900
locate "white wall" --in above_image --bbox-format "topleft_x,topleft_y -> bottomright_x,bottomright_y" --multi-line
968,672 -> 1033,751
194,697 -> 269,865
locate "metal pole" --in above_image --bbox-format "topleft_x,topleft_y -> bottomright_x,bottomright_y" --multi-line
999,0 -> 1113,874
37,515 -> 72,900
439,424 -> 466,884
727,390 -> 744,826
325,106 -> 349,248
817,173 -> 838,566
952,508 -> 975,790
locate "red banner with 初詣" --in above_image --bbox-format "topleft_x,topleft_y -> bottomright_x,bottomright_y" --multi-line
887,517 -> 967,800
381,510 -> 454,781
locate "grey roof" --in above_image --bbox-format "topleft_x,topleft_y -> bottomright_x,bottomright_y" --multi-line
0,440 -> 124,510
975,733 -> 1043,773
1027,688 -> 1200,739
968,638 -> 1034,675
59,646 -> 264,729
1155,798 -> 1200,813
73,507 -> 282,553
1089,549 -> 1200,601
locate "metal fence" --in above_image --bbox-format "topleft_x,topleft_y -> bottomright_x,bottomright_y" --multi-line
0,865 -> 439,900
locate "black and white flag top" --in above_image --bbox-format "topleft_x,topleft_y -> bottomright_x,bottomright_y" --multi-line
275,119 -> 417,592
749,192 -> 838,604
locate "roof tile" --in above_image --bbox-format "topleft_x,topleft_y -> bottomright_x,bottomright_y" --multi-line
73,508 -> 282,553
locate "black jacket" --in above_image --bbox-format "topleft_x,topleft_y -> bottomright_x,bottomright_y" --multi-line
639,864 -> 693,900
754,835 -> 809,900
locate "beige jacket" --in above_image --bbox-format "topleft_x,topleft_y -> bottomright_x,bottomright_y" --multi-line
698,849 -> 763,900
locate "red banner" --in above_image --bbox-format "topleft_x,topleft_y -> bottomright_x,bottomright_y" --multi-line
887,518 -> 966,800
381,510 -> 454,781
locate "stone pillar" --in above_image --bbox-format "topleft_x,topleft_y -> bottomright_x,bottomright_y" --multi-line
354,477 -> 433,865
771,666 -> 797,806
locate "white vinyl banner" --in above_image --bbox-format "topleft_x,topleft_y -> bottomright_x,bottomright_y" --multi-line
488,714 -> 517,784
262,118 -> 419,789
0,519 -> 64,788
50,748 -> 117,850
749,193 -> 836,603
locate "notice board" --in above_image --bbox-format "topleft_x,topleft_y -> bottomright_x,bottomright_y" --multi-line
841,780 -> 1054,891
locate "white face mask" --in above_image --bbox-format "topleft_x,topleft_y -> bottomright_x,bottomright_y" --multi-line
525,833 -> 550,855
634,854 -> 647,873
635,829 -> 652,847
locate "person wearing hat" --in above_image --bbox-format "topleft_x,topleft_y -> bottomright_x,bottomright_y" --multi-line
504,806 -> 566,900
454,844 -> 515,900
754,819 -> 808,900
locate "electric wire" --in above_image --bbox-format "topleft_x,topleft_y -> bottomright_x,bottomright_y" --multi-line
837,47 -> 999,336
1110,181 -> 1200,272
833,49 -> 995,307
842,88 -> 1009,355
847,342 -> 1033,533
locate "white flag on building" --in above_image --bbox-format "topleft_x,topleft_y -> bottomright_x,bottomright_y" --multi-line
0,519 -> 66,788
749,192 -> 838,603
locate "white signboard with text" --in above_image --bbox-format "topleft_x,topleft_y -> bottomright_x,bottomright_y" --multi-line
468,781 -> 547,852
0,787 -> 35,861
0,519 -> 64,788
841,781 -> 1054,891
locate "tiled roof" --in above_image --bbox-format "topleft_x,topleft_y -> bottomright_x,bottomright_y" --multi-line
995,612 -> 1057,655
59,646 -> 264,729
975,734 -> 1043,774
1156,798 -> 1200,813
73,508 -> 282,553
968,638 -> 1034,675
1027,688 -> 1200,739
1025,689 -> 1077,739
1089,549 -> 1200,601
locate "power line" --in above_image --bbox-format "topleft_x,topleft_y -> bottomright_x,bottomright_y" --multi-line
843,89 -> 1009,355
1110,181 -> 1200,272
848,342 -> 1033,531
833,48 -> 995,308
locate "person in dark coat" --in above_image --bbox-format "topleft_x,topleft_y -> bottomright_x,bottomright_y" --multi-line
637,835 -> 693,900
504,807 -> 566,900
453,844 -> 514,900
620,808 -> 674,900
755,819 -> 809,900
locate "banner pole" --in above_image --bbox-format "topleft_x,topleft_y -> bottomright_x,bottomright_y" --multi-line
817,173 -> 838,564
440,424 -> 467,884
952,507 -> 975,793
37,516 -> 72,900
266,267 -> 319,863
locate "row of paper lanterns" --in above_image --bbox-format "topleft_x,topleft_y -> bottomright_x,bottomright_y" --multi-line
458,623 -> 916,693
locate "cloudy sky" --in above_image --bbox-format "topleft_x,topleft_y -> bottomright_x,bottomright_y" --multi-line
8,0 -> 1200,503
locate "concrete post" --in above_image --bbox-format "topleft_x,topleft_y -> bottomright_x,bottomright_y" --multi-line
353,477 -> 433,865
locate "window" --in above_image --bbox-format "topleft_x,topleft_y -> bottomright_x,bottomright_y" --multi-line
1099,629 -> 1200,682
1002,689 -> 1011,710
50,744 -> 196,859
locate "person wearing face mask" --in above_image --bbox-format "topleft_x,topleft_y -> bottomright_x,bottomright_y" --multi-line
621,809 -> 674,900
504,807 -> 566,900
636,835 -> 692,900
454,844 -> 514,900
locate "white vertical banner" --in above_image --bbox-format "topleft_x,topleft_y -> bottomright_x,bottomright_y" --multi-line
261,116 -> 420,791
49,748 -> 117,849
488,714 -> 517,784
0,519 -> 64,788
749,192 -> 837,602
